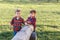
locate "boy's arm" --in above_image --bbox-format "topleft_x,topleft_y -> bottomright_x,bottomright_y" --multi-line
25,18 -> 30,25
32,18 -> 36,24
31,18 -> 36,30
10,18 -> 14,30
26,17 -> 31,23
28,18 -> 36,25
10,18 -> 14,25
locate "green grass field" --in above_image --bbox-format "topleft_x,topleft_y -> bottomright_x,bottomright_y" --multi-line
0,2 -> 60,40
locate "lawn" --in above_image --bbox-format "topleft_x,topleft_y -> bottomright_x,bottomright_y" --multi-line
0,3 -> 60,40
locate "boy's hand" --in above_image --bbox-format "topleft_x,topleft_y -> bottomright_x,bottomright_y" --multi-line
25,22 -> 28,25
25,21 -> 31,26
27,21 -> 31,24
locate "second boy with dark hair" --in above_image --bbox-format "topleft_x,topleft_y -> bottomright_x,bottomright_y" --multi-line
26,10 -> 36,31
26,10 -> 37,40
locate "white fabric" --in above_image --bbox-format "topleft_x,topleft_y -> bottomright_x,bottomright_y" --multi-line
11,25 -> 34,40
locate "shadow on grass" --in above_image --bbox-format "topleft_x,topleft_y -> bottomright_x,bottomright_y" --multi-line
36,24 -> 60,40
0,25 -> 60,40
0,31 -> 60,40
0,31 -> 13,40
0,25 -> 13,40
41,11 -> 60,15
37,24 -> 60,28
36,31 -> 60,40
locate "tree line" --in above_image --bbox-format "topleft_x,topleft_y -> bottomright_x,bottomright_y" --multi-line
0,0 -> 60,3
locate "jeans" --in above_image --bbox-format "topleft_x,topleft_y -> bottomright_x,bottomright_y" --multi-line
14,31 -> 17,36
13,26 -> 22,36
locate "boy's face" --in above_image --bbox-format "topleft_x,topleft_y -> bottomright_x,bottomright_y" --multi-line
30,12 -> 36,17
16,12 -> 21,17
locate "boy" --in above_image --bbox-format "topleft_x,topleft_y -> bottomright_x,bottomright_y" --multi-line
26,10 -> 37,40
26,10 -> 36,31
10,9 -> 25,36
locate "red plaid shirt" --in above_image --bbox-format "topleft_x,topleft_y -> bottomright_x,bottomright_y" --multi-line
27,17 -> 36,30
10,16 -> 25,31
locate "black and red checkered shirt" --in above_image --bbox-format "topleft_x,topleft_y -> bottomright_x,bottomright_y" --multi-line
10,16 -> 25,31
26,17 -> 36,30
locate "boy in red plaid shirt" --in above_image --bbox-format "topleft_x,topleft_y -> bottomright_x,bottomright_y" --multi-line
26,10 -> 37,40
10,9 -> 25,36
26,10 -> 36,32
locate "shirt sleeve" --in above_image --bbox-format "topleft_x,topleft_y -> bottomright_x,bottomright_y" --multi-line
26,17 -> 31,24
22,18 -> 25,25
31,18 -> 36,25
32,18 -> 36,30
10,18 -> 14,25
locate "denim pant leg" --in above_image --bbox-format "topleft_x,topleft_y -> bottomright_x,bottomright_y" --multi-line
13,26 -> 21,36
14,31 -> 17,36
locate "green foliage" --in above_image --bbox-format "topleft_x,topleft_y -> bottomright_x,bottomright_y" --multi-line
2,0 -> 60,3
0,0 -> 60,4
0,31 -> 13,40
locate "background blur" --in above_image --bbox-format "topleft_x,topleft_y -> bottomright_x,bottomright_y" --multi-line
0,0 -> 60,40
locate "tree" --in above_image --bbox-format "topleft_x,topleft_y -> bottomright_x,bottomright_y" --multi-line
47,0 -> 50,3
57,0 -> 59,3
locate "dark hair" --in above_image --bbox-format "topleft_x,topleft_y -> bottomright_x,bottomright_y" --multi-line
16,9 -> 20,12
30,10 -> 36,13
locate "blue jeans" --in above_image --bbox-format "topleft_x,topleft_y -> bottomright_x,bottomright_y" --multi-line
14,31 -> 17,36
13,26 -> 22,36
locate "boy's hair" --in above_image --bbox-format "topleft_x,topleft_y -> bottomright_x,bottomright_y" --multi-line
30,10 -> 36,14
16,9 -> 20,12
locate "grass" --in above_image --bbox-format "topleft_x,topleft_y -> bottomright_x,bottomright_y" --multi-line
0,2 -> 60,40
